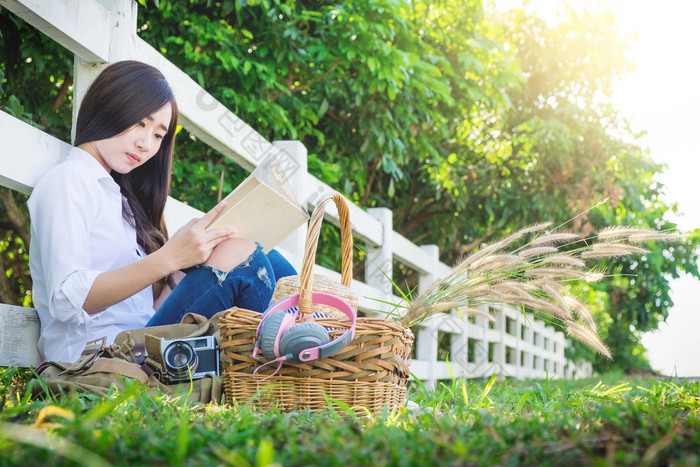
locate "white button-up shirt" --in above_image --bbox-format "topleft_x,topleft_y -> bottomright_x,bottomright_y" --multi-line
28,147 -> 155,363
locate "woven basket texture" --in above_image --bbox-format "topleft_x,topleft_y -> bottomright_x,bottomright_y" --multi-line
224,374 -> 407,416
220,307 -> 413,415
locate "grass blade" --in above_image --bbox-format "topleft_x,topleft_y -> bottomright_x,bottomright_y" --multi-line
514,390 -> 532,415
461,377 -> 469,406
477,373 -> 498,406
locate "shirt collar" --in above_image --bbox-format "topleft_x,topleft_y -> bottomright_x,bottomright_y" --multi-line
68,147 -> 121,192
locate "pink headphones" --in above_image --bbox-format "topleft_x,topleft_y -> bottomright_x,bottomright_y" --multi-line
253,292 -> 356,365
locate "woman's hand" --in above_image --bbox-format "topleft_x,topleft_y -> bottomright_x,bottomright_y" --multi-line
160,201 -> 236,271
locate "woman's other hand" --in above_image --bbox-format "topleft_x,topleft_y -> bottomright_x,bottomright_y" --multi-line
160,201 -> 236,270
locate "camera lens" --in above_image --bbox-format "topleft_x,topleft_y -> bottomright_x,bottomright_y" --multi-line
163,341 -> 199,379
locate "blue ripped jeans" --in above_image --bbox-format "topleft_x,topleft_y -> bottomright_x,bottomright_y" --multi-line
146,243 -> 286,327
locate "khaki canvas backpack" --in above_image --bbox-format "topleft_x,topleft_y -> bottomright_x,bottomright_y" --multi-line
30,311 -> 231,404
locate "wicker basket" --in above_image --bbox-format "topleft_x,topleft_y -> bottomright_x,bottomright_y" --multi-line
220,192 -> 414,416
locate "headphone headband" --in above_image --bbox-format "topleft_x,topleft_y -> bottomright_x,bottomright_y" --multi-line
256,292 -> 356,362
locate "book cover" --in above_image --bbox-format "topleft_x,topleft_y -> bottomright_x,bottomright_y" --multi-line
205,152 -> 309,252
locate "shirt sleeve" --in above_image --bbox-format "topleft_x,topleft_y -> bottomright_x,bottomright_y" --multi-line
28,166 -> 102,325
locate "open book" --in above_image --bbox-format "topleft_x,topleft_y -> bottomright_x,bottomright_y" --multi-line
205,152 -> 309,252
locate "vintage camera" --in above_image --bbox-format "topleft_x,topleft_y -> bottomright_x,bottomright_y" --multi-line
160,336 -> 220,383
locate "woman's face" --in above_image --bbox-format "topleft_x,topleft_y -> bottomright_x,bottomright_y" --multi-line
81,103 -> 173,174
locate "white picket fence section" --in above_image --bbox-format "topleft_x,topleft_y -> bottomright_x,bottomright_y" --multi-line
0,0 -> 592,383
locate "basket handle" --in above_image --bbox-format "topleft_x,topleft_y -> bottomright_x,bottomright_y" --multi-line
298,192 -> 353,315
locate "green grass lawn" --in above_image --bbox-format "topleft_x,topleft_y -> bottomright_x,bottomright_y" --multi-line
1,368 -> 698,466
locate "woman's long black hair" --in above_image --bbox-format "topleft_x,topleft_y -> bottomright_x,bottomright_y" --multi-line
74,61 -> 179,296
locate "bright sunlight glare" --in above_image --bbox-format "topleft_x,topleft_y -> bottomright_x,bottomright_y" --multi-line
493,0 -> 700,376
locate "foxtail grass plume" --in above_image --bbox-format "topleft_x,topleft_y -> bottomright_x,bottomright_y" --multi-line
397,224 -> 679,359
580,243 -> 650,258
598,226 -> 680,243
519,246 -> 559,258
565,321 -> 611,358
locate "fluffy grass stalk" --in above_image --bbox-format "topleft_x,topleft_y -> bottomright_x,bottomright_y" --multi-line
395,223 -> 677,358
598,226 -> 680,242
529,232 -> 580,246
628,232 -> 682,242
565,321 -> 611,358
526,267 -> 586,279
541,284 -> 572,319
598,226 -> 651,240
583,269 -> 605,282
531,278 -> 566,293
518,246 -> 559,258
493,282 -> 535,300
581,243 -> 650,258
563,296 -> 597,332
540,255 -> 586,268
470,255 -> 530,274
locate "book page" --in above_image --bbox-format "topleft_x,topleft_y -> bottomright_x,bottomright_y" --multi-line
205,152 -> 309,251
248,152 -> 303,210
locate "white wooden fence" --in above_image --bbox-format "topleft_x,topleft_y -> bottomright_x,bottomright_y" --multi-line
0,0 -> 592,384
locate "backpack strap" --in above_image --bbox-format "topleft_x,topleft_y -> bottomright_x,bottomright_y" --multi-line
82,358 -> 150,385
58,337 -> 107,375
144,333 -> 167,376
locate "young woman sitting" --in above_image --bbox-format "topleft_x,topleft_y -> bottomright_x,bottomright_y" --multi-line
28,60 -> 296,363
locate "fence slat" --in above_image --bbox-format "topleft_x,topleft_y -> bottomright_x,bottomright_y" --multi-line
0,305 -> 41,367
0,111 -> 70,194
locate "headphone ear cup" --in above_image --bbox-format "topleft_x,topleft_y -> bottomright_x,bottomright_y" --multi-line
258,310 -> 290,359
279,322 -> 330,361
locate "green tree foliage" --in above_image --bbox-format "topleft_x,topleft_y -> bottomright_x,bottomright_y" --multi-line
0,0 -> 697,371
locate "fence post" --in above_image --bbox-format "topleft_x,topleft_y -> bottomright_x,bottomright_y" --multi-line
513,312 -> 522,379
415,244 -> 439,390
71,0 -> 139,142
521,320 -> 533,379
272,141 -> 309,271
474,307 -> 490,378
450,315 -> 469,379
494,306 -> 507,379
365,208 -> 393,313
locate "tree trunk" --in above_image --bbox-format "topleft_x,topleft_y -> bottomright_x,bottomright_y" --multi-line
0,188 -> 30,245
0,189 -> 31,305
0,255 -> 20,306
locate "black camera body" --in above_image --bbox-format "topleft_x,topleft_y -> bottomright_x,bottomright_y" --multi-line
160,336 -> 220,383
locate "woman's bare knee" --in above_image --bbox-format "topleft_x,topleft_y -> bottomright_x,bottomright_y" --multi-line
205,237 -> 257,271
